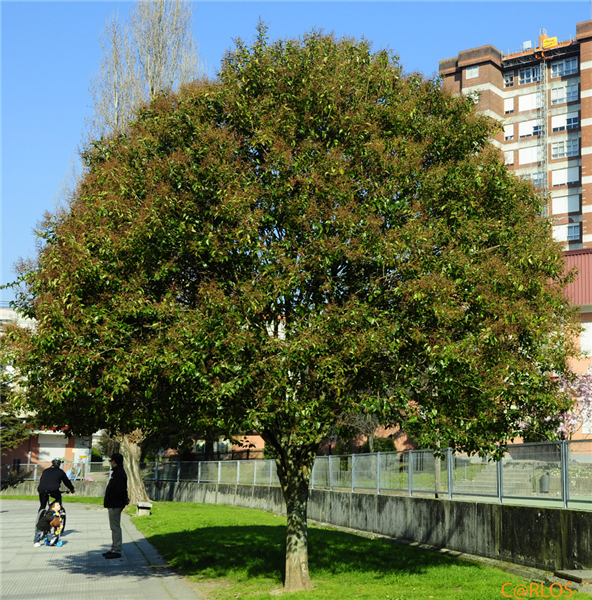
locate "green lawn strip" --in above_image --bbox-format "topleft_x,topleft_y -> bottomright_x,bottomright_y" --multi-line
0,494 -> 104,505
130,501 -> 589,600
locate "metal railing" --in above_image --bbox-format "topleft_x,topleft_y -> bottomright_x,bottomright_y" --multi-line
6,440 -> 591,509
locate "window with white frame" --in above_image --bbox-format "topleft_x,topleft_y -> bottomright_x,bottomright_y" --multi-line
567,82 -> 579,102
551,138 -> 579,159
581,322 -> 592,354
552,83 -> 579,104
504,150 -> 514,165
519,119 -> 541,138
519,92 -> 541,112
552,223 -> 579,242
504,72 -> 514,88
519,65 -> 540,85
552,112 -> 579,132
504,124 -> 514,140
551,86 -> 566,105
551,56 -> 578,78
552,166 -> 579,186
504,98 -> 514,114
519,146 -> 540,165
466,65 -> 479,80
530,172 -> 544,187
552,194 -> 580,214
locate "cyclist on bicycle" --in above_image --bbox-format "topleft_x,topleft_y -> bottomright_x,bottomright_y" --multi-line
37,458 -> 75,510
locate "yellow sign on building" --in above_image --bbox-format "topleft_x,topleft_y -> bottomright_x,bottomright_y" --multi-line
543,37 -> 558,49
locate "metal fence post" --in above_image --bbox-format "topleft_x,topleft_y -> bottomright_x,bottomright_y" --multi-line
447,448 -> 453,500
408,450 -> 413,497
377,452 -> 381,495
329,456 -> 333,491
177,461 -> 181,483
351,454 -> 356,492
236,460 -> 240,485
34,464 -> 38,482
254,461 -> 257,486
269,460 -> 273,486
198,461 -> 202,483
217,461 -> 221,484
497,448 -> 503,504
311,458 -> 316,490
561,440 -> 569,509
155,461 -> 159,483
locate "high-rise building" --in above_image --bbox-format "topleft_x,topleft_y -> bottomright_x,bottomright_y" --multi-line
440,20 -> 592,375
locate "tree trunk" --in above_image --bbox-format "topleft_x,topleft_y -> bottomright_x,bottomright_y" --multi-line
274,445 -> 316,592
119,430 -> 149,504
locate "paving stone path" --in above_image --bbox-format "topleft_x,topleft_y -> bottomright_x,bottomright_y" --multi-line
0,499 -> 203,600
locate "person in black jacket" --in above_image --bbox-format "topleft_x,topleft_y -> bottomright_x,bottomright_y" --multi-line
37,458 -> 75,510
103,453 -> 129,559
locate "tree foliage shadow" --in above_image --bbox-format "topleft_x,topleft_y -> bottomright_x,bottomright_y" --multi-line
146,524 -> 481,582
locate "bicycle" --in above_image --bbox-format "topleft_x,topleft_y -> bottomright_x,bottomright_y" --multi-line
35,489 -> 73,546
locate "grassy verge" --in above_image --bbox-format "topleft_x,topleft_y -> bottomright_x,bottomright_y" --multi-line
130,501 -> 590,600
0,494 -> 104,505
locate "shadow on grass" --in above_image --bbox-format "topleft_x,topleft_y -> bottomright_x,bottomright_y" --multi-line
146,524 -> 471,582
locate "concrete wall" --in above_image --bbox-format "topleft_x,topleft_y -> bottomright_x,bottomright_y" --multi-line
145,482 -> 592,571
5,479 -> 590,571
1,480 -> 107,497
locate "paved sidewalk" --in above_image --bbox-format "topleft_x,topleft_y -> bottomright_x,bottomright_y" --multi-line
0,500 -> 203,600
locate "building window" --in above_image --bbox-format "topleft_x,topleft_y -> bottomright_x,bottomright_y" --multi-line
551,138 -> 579,159
567,82 -> 579,102
551,57 -> 578,78
504,98 -> 514,114
519,119 -> 541,138
504,124 -> 514,140
567,115 -> 579,130
466,65 -> 479,80
519,92 -> 541,112
505,150 -> 514,165
530,172 -> 544,188
519,146 -> 540,165
551,83 -> 579,105
552,166 -> 579,186
582,322 -> 592,354
519,65 -> 540,85
552,194 -> 580,214
504,72 -> 515,88
552,112 -> 579,132
567,223 -> 580,241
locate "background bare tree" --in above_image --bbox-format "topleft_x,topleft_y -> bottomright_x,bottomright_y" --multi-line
86,0 -> 202,141
85,0 -> 203,502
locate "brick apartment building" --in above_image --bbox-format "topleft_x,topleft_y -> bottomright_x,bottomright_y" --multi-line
440,19 -> 592,377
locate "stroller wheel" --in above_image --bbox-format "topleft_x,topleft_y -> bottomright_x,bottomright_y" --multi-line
56,540 -> 63,547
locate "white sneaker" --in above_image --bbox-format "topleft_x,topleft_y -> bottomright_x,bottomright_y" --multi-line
34,542 -> 41,547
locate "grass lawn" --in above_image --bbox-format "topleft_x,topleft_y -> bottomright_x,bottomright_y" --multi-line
129,501 -> 591,600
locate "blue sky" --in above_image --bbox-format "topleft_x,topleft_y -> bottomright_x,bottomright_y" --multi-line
2,1 -> 590,303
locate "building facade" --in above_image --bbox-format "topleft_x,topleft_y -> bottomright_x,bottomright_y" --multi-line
440,20 -> 592,379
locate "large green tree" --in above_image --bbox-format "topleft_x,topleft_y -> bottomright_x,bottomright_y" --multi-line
6,28 -> 578,591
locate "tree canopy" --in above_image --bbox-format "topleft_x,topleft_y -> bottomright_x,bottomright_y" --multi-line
6,27 -> 579,590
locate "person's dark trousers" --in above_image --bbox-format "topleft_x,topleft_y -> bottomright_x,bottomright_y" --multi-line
39,490 -> 62,511
108,507 -> 124,552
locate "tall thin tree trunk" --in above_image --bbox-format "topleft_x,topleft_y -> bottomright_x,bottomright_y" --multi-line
274,445 -> 316,592
119,429 -> 149,504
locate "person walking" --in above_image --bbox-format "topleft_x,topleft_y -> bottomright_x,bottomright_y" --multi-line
37,458 -> 75,510
103,452 -> 129,559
